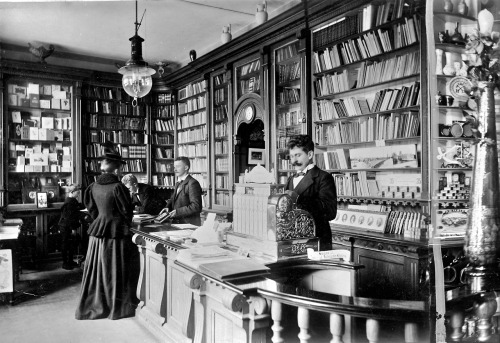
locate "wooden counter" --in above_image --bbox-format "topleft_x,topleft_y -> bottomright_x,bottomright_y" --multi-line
131,224 -> 430,343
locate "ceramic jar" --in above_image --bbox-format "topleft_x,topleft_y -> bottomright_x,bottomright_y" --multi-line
436,49 -> 444,75
457,0 -> 468,16
221,25 -> 232,44
444,0 -> 453,12
443,52 -> 456,76
256,1 -> 268,25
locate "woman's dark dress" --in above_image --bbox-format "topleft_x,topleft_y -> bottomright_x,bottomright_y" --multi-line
75,173 -> 138,320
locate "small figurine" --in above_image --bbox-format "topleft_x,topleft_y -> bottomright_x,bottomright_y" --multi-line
438,31 -> 450,44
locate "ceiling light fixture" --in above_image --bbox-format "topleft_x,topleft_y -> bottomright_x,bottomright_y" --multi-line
118,0 -> 155,106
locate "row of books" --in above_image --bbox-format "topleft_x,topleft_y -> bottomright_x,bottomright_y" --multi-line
153,133 -> 174,145
156,93 -> 173,104
215,140 -> 229,155
215,192 -> 231,207
356,51 -> 420,88
214,88 -> 227,103
385,210 -> 422,236
278,110 -> 303,128
214,74 -> 227,86
240,59 -> 261,76
82,86 -> 125,100
239,76 -> 261,95
313,16 -> 420,73
9,83 -> 69,98
190,173 -> 209,189
152,175 -> 175,186
8,94 -> 71,110
10,125 -> 69,142
118,145 -> 147,159
121,160 -> 145,173
85,115 -> 145,130
214,105 -> 228,121
313,149 -> 351,170
359,0 -> 408,31
315,110 -> 420,145
84,100 -> 144,116
371,82 -> 420,113
332,171 -> 379,197
177,126 -> 206,143
86,130 -> 145,144
216,175 -> 229,189
154,147 -> 174,159
178,80 -> 207,100
278,88 -> 300,106
178,142 -> 207,157
276,42 -> 299,63
154,161 -> 174,173
278,157 -> 293,170
177,111 -> 207,129
214,122 -> 228,138
153,104 -> 176,118
188,158 -> 208,173
154,118 -> 175,132
277,127 -> 302,150
313,15 -> 358,49
215,157 -> 229,172
313,69 -> 352,96
277,62 -> 301,84
178,96 -> 206,114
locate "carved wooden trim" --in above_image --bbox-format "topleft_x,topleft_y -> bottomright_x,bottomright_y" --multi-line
222,292 -> 246,313
152,241 -> 169,255
249,295 -> 268,315
132,233 -> 145,246
184,272 -> 203,290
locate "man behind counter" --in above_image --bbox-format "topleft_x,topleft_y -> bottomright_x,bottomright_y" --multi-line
285,135 -> 337,250
121,174 -> 165,215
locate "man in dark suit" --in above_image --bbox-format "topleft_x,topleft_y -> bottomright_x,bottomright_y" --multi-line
285,135 -> 337,250
160,156 -> 202,226
121,174 -> 165,215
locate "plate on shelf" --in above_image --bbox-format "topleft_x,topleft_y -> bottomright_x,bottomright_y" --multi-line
446,76 -> 472,102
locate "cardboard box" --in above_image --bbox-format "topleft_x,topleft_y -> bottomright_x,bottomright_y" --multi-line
29,127 -> 39,140
51,99 -> 61,109
53,130 -> 63,141
39,128 -> 54,141
40,99 -> 51,109
21,126 -> 30,140
29,94 -> 40,107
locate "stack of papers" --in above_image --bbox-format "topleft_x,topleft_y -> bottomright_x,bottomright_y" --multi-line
176,246 -> 245,269
150,229 -> 194,242
133,214 -> 156,223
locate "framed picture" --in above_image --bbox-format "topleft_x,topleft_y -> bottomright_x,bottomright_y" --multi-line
248,148 -> 265,165
36,192 -> 48,208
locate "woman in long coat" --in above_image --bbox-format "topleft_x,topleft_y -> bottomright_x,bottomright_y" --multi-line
75,145 -> 138,320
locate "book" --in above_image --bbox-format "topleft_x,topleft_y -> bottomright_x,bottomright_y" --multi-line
198,258 -> 270,281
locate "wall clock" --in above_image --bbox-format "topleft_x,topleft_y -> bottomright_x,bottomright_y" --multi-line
244,104 -> 255,122
447,76 -> 472,101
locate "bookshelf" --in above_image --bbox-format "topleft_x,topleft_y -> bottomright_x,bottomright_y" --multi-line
176,78 -> 209,208
210,69 -> 233,210
151,91 -> 176,188
81,85 -> 148,187
235,57 -> 261,101
272,38 -> 307,185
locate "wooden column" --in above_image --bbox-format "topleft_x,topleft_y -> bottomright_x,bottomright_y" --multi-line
297,306 -> 311,343
330,313 -> 345,343
271,300 -> 284,343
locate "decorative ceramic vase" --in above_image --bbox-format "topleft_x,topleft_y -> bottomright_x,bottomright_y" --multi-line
443,0 -> 453,12
436,49 -> 444,75
450,22 -> 465,45
221,25 -> 232,44
443,52 -> 456,75
457,0 -> 468,15
464,81 -> 500,292
256,1 -> 268,25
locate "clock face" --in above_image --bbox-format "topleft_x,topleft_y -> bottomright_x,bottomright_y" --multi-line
244,104 -> 254,121
447,76 -> 472,101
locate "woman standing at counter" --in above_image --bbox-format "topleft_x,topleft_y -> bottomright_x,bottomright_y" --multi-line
75,143 -> 138,320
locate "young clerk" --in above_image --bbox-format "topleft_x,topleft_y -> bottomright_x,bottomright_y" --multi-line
159,156 -> 202,226
285,135 -> 337,250
58,183 -> 85,270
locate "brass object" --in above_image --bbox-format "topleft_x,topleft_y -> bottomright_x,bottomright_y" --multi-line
274,193 -> 316,241
464,81 -> 500,291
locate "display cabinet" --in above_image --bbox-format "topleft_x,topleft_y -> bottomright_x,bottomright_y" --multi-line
271,37 -> 307,185
2,69 -> 82,262
81,84 -> 148,187
235,56 -> 261,102
428,1 -> 479,241
151,91 -> 176,188
176,78 -> 209,208
210,69 -> 233,210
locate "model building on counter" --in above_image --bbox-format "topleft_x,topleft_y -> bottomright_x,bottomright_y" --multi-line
227,165 -> 318,261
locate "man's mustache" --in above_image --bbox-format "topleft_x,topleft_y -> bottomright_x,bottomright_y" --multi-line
292,162 -> 302,166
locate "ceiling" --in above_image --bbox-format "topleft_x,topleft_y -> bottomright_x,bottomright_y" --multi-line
0,0 -> 301,74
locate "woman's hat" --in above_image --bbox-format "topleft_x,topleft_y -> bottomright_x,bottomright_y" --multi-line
99,141 -> 126,164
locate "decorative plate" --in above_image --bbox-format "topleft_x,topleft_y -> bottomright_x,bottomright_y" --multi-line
447,76 -> 472,101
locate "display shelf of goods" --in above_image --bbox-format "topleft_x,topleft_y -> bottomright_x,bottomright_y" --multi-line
236,59 -> 261,99
6,79 -> 74,205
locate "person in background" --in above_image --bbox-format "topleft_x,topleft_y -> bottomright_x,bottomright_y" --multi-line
58,183 -> 85,270
75,142 -> 138,320
121,174 -> 165,215
286,135 -> 337,250
159,156 -> 202,226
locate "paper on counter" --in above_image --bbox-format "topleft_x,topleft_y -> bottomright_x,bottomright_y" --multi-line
307,248 -> 350,261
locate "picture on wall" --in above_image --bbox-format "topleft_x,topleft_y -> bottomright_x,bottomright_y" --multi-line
248,148 -> 265,165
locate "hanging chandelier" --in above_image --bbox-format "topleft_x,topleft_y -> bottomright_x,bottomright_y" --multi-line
118,0 -> 156,106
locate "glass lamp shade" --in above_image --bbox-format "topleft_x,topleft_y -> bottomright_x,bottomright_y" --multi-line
119,65 -> 156,99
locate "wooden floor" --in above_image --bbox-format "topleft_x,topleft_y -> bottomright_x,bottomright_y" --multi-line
0,262 -> 159,343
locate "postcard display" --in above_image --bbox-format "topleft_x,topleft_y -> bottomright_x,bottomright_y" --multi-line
227,166 -> 318,261
6,80 -> 74,205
